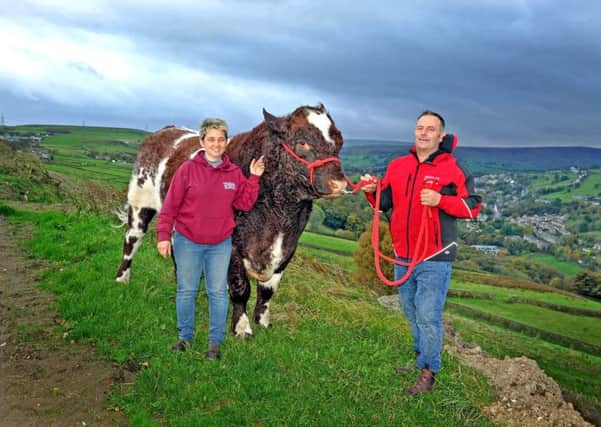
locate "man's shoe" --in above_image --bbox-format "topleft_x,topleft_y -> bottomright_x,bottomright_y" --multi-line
171,339 -> 191,352
205,342 -> 221,360
404,368 -> 435,397
395,363 -> 419,374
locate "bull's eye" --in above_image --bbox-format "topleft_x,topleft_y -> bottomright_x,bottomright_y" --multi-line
297,141 -> 311,151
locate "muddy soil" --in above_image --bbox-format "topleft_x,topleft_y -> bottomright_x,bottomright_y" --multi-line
0,216 -> 129,426
379,295 -> 595,427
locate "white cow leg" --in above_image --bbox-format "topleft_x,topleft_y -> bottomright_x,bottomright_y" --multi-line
234,312 -> 253,338
115,205 -> 156,283
254,273 -> 282,328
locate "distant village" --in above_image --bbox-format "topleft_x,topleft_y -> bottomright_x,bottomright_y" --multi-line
1,129 -> 52,160
472,172 -> 601,269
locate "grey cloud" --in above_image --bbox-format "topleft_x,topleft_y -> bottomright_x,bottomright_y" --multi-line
3,0 -> 601,146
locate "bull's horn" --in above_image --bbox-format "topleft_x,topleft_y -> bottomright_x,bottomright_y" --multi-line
263,108 -> 278,123
263,108 -> 286,134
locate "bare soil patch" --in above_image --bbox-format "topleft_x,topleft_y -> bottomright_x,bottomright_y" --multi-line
0,216 -> 129,426
379,295 -> 594,427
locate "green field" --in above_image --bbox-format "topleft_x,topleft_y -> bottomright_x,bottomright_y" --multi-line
297,246 -> 356,272
450,281 -> 598,311
525,254 -> 584,276
299,231 -> 358,255
45,153 -> 133,184
9,125 -> 146,186
448,299 -> 601,347
530,168 -> 601,202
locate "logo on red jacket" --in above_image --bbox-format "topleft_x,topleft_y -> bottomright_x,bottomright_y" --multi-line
422,175 -> 441,191
223,182 -> 236,190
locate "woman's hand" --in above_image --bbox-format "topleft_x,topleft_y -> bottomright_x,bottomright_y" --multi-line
250,155 -> 265,176
157,240 -> 172,258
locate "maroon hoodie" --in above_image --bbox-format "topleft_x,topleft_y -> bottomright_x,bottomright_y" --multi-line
157,152 -> 260,244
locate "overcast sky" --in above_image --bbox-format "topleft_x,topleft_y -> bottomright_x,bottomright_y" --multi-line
2,0 -> 600,147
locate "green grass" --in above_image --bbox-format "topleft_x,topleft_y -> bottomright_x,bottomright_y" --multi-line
11,124 -> 146,186
447,299 -> 601,347
530,168 -> 601,201
450,280 -> 600,312
299,231 -> 358,254
525,254 -> 584,276
45,153 -> 133,185
3,205 -> 494,426
297,246 -> 356,272
0,171 -> 63,203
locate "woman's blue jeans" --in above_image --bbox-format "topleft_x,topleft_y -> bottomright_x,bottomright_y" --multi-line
395,259 -> 452,373
173,230 -> 231,344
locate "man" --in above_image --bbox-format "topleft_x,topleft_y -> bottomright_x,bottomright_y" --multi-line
361,111 -> 481,396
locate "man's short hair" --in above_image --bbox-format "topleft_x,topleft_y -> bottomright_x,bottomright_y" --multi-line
199,118 -> 228,140
417,110 -> 445,129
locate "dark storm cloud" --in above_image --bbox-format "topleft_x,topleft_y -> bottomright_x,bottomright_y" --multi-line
2,0 -> 600,146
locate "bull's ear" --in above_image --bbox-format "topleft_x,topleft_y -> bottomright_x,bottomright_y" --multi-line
263,108 -> 287,134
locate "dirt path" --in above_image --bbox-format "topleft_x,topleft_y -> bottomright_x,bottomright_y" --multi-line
0,216 -> 128,426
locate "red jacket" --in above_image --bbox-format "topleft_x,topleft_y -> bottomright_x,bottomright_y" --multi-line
157,152 -> 260,244
366,135 -> 481,262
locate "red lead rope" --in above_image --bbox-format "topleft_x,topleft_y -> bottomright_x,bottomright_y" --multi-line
370,178 -> 432,286
281,143 -> 431,286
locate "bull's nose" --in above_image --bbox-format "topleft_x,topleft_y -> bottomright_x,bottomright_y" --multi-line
328,178 -> 348,194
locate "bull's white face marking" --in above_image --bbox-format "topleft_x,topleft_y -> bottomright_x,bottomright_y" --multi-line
243,233 -> 285,281
235,313 -> 253,337
307,111 -> 334,145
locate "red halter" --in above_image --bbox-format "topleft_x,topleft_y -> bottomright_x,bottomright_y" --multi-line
281,143 -> 346,195
281,142 -> 432,286
281,143 -> 372,195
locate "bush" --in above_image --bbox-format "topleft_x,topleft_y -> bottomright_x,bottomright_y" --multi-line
352,219 -> 396,296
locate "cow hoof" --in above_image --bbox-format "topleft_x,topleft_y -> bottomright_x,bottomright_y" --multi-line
255,310 -> 271,328
234,313 -> 253,338
235,332 -> 253,340
115,274 -> 130,284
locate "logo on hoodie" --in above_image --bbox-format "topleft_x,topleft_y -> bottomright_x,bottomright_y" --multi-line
223,182 -> 236,190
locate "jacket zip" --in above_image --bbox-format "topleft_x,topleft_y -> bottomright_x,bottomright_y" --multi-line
405,163 -> 420,259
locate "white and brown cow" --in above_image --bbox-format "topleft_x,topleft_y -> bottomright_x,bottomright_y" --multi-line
116,104 -> 347,337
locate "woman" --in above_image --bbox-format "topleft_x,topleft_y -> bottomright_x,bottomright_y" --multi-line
156,118 -> 265,359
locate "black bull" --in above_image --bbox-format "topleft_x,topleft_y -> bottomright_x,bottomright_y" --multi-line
115,104 -> 348,337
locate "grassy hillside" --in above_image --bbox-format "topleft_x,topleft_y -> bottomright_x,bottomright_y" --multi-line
2,124 -> 600,423
529,168 -> 601,202
294,232 -> 601,417
5,125 -> 147,186
1,204 -> 494,426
